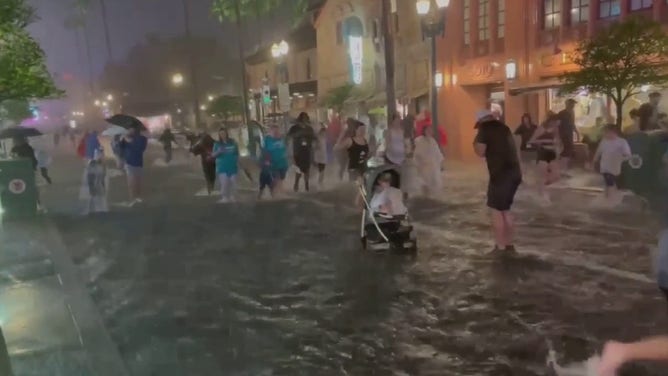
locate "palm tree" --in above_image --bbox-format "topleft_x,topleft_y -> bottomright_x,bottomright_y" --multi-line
211,0 -> 308,124
99,0 -> 113,61
179,0 -> 202,127
65,1 -> 94,92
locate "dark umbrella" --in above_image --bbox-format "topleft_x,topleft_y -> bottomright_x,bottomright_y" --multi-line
105,114 -> 147,130
0,126 -> 43,140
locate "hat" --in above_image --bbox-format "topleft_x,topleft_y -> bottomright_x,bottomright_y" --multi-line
475,109 -> 493,123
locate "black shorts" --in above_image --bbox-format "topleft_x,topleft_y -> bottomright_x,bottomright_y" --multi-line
560,138 -> 575,158
294,155 -> 311,174
316,163 -> 325,172
602,173 -> 619,187
536,149 -> 557,163
487,174 -> 522,211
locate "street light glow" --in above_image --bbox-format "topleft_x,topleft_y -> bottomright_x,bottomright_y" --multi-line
200,105 -> 206,110
172,73 -> 184,86
106,94 -> 113,101
94,100 -> 101,106
102,101 -> 108,106
208,95 -> 214,101
434,71 -> 444,88
271,43 -> 280,58
416,0 -> 430,15
435,0 -> 450,8
279,40 -> 289,55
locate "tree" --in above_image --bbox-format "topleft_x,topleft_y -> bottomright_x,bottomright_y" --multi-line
64,0 -> 94,91
211,0 -> 309,124
0,0 -> 61,103
0,100 -> 32,125
321,84 -> 355,114
560,17 -> 668,128
208,95 -> 243,121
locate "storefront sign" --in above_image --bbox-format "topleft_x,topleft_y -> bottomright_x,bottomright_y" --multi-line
469,64 -> 493,79
349,36 -> 363,85
541,51 -> 575,68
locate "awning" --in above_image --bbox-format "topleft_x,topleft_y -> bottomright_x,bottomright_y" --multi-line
508,79 -> 562,96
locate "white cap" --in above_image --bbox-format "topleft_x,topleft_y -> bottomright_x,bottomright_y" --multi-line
475,109 -> 494,122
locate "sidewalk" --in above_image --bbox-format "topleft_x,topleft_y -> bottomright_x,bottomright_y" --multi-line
0,219 -> 127,376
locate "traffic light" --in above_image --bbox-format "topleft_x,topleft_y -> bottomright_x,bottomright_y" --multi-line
262,85 -> 271,104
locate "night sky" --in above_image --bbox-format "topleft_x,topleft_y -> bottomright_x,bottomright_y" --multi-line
28,0 -> 290,82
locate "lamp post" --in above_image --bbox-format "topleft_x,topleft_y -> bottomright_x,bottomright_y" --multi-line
417,0 -> 449,136
271,40 -> 289,121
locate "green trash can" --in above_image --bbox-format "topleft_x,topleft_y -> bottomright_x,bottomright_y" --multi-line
622,130 -> 668,204
0,158 -> 38,219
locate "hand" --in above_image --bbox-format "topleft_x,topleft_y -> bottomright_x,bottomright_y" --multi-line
598,341 -> 628,376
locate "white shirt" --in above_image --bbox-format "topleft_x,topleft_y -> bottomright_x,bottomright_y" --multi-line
596,137 -> 631,176
369,186 -> 407,216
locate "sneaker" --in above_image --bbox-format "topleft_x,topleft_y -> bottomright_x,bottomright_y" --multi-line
217,198 -> 229,204
135,198 -> 143,203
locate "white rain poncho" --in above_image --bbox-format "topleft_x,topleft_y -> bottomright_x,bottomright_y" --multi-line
413,135 -> 444,195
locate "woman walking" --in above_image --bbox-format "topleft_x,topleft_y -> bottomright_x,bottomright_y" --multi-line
528,114 -> 561,205
384,113 -> 408,166
335,120 -> 369,183
288,112 -> 316,192
313,123 -> 328,188
414,126 -> 444,197
212,128 -> 239,203
190,132 -> 216,195
263,124 -> 288,194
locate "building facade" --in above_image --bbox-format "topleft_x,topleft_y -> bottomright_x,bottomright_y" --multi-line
245,22 -> 319,122
437,0 -> 668,159
315,0 -> 431,118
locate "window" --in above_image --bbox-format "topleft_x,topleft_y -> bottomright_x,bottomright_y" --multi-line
478,0 -> 490,41
464,0 -> 471,45
306,57 -> 312,80
336,22 -> 343,45
599,0 -> 621,18
497,0 -> 505,38
630,0 -> 652,10
571,0 -> 589,23
543,0 -> 561,29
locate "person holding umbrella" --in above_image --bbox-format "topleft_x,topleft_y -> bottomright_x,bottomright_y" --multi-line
119,124 -> 148,206
211,127 -> 239,203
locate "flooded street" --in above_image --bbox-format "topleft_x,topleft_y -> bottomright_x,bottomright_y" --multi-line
39,148 -> 666,375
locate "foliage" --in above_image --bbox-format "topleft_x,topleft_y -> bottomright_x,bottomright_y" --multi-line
211,0 -> 308,24
0,0 -> 35,29
560,17 -> 668,127
0,22 -> 62,102
321,84 -> 355,113
0,99 -> 32,125
208,95 -> 243,120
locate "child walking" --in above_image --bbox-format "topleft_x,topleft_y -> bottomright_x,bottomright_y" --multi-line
593,125 -> 631,205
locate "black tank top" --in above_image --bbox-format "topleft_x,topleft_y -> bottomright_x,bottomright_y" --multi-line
348,138 -> 369,170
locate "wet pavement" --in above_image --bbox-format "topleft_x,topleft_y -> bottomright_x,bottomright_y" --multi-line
10,144 -> 668,375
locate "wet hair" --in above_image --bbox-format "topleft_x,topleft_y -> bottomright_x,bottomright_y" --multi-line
218,127 -> 229,140
297,112 -> 310,123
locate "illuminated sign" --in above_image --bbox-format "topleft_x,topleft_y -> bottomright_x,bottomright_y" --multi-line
348,36 -> 363,85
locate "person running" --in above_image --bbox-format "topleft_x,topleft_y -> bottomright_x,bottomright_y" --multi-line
528,114 -> 560,205
158,128 -> 177,164
335,120 -> 369,183
190,132 -> 216,195
473,109 -> 522,255
592,124 -> 631,205
384,113 -> 408,166
313,123 -> 328,188
557,98 -> 580,173
263,124 -> 288,194
514,113 -> 538,152
120,125 -> 148,206
413,126 -> 444,197
211,128 -> 239,203
288,112 -> 316,192
34,146 -> 53,184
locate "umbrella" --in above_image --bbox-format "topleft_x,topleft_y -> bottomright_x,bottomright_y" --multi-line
105,114 -> 147,130
101,125 -> 128,137
0,126 -> 43,140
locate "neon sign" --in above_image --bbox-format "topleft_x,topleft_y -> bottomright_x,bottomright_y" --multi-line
348,36 -> 363,85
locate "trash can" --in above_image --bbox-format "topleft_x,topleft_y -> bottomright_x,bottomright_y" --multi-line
0,158 -> 37,219
622,130 -> 668,204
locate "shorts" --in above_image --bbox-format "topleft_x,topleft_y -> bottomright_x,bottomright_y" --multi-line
271,167 -> 287,180
259,171 -> 273,190
602,173 -> 619,187
316,163 -> 325,172
348,166 -> 366,182
487,174 -> 522,211
560,138 -> 575,158
125,165 -> 143,178
536,149 -> 557,164
294,156 -> 311,175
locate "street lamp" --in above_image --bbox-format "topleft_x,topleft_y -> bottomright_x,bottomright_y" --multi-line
271,40 -> 289,82
171,73 -> 184,86
94,100 -> 101,107
417,0 -> 449,137
208,95 -> 214,102
106,94 -> 113,101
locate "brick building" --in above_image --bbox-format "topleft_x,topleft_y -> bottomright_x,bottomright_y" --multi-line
437,0 -> 668,159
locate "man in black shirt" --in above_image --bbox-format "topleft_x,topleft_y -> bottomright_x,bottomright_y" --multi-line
288,112 -> 316,192
473,110 -> 522,254
638,91 -> 661,131
10,137 -> 37,171
557,99 -> 579,171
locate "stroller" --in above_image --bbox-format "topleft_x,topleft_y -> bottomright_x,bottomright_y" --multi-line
358,164 -> 417,253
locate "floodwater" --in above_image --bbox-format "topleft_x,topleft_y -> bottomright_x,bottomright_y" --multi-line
47,149 -> 666,375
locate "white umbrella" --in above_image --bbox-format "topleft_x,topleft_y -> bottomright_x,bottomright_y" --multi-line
101,125 -> 128,137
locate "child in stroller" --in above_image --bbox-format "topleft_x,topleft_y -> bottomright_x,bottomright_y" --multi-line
358,168 -> 417,252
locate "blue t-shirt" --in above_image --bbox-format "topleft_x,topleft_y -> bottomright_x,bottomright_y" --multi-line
121,135 -> 147,167
85,133 -> 101,160
213,140 -> 239,176
263,135 -> 288,170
